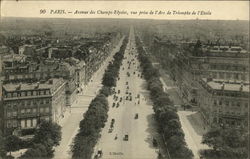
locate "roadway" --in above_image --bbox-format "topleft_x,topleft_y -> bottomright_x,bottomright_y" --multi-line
93,27 -> 159,159
53,36 -> 125,159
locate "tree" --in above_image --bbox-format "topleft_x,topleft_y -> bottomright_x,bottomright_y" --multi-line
33,120 -> 62,146
99,86 -> 111,97
0,131 -> 6,158
202,127 -> 224,151
4,135 -> 22,154
102,71 -> 116,87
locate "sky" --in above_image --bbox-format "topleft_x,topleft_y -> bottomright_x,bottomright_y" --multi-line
1,1 -> 249,20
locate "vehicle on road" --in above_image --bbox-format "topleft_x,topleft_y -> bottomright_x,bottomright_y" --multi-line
124,134 -> 129,141
108,127 -> 113,133
135,113 -> 138,119
129,96 -> 132,101
94,149 -> 103,159
120,97 -> 122,102
112,103 -> 116,107
116,103 -> 120,108
118,90 -> 120,94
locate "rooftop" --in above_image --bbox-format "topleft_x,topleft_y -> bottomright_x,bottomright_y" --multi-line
203,45 -> 248,54
202,78 -> 249,93
3,78 -> 64,92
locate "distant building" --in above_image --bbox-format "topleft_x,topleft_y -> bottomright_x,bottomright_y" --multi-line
156,42 -> 249,106
198,78 -> 249,127
1,78 -> 66,135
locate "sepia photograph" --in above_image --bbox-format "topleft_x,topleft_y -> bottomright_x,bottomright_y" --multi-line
0,1 -> 249,159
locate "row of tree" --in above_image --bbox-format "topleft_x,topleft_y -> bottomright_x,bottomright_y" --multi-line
71,37 -> 128,159
135,36 -> 194,159
102,38 -> 128,87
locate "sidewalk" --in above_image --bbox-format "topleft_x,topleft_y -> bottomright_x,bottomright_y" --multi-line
158,67 -> 209,159
53,36 -> 125,159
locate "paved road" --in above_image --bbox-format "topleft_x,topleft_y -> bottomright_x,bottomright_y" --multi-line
93,27 -> 159,159
53,36 -> 125,159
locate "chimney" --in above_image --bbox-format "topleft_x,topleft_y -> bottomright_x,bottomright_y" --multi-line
35,82 -> 40,89
221,82 -> 225,90
49,79 -> 53,84
16,84 -> 21,90
207,77 -> 213,82
48,48 -> 52,58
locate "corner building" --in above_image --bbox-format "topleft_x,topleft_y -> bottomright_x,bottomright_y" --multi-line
2,78 -> 66,135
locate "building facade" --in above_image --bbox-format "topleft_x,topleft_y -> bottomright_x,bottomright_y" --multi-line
197,78 -> 249,127
2,78 -> 66,135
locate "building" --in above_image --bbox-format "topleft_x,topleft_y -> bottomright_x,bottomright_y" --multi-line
197,78 -> 249,127
153,39 -> 249,106
1,78 -> 66,135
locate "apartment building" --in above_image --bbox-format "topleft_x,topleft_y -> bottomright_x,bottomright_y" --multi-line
1,78 -> 66,135
197,78 -> 249,127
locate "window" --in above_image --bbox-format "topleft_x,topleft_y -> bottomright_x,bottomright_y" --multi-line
12,120 -> 18,127
219,73 -> 224,79
21,109 -> 25,114
235,73 -> 239,80
45,107 -> 50,113
13,93 -> 17,97
26,109 -> 31,113
7,93 -> 12,98
232,102 -> 235,107
33,91 -> 37,96
242,74 -> 246,80
26,119 -> 31,128
45,117 -> 50,121
27,101 -> 31,106
40,91 -> 44,95
46,99 -> 50,104
219,100 -> 222,105
33,108 -> 37,113
7,120 -> 12,128
237,102 -> 241,107
13,111 -> 17,116
214,100 -> 217,105
245,103 -> 248,109
21,101 -> 25,106
225,101 -> 229,106
7,110 -> 11,117
40,107 -> 44,113
212,72 -> 217,79
32,119 -> 37,127
27,91 -> 31,96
